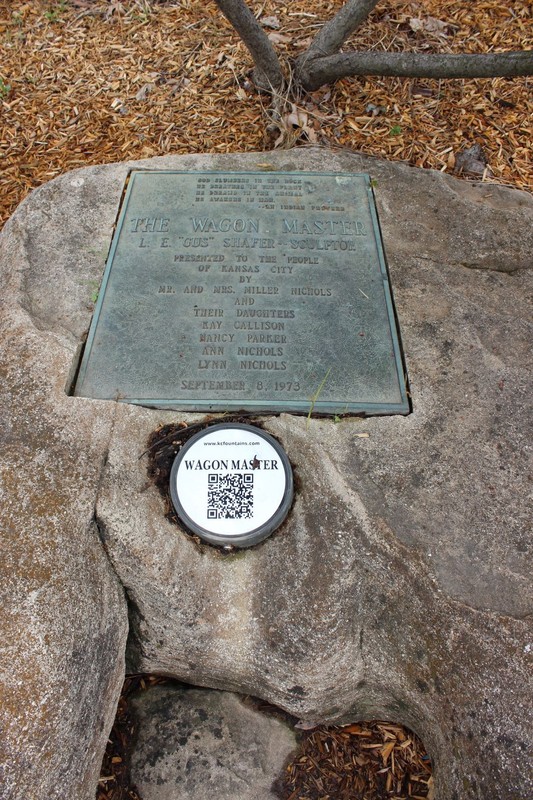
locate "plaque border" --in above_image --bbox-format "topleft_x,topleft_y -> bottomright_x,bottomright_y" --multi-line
75,169 -> 410,416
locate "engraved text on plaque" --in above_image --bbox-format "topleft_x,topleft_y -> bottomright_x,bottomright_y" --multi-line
74,170 -> 408,415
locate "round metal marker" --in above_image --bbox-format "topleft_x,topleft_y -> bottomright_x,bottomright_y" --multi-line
170,423 -> 293,548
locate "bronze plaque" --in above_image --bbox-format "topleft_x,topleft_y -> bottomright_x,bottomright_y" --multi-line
74,170 -> 408,415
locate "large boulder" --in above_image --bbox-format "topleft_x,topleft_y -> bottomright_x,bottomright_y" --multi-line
0,149 -> 531,800
0,190 -> 129,798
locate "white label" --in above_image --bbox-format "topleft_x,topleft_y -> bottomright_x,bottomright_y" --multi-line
173,427 -> 288,536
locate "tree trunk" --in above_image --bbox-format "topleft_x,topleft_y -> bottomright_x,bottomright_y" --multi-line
212,0 -> 533,93
214,0 -> 284,90
301,0 -> 381,61
299,50 -> 533,91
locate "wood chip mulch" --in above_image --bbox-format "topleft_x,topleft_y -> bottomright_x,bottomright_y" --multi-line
1,0 -> 531,232
274,721 -> 433,800
97,676 -> 433,800
97,676 -> 145,800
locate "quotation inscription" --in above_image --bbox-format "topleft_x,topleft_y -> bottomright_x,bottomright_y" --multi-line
123,175 -> 370,395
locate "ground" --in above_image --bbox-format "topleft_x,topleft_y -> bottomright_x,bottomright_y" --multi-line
0,0 -> 531,231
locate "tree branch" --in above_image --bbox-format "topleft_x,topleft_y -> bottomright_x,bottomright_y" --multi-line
301,0 -> 381,62
300,50 -> 533,90
213,0 -> 284,90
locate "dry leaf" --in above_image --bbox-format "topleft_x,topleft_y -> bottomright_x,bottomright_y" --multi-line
135,83 -> 155,102
454,143 -> 493,177
409,16 -> 448,37
280,104 -> 319,144
267,32 -> 292,45
285,105 -> 308,128
260,15 -> 280,29
425,16 -> 449,34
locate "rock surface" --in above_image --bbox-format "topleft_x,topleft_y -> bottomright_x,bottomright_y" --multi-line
0,149 -> 532,800
0,174 -> 130,799
129,685 -> 296,800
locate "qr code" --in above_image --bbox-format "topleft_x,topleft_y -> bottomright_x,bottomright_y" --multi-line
207,473 -> 254,520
